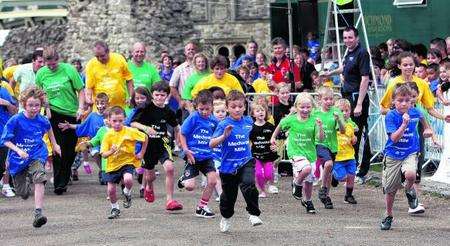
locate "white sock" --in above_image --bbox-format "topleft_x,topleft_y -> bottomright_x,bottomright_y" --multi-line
123,187 -> 131,195
111,202 -> 119,209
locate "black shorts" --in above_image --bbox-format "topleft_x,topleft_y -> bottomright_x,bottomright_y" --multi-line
181,158 -> 216,181
142,144 -> 173,170
102,165 -> 135,184
316,145 -> 336,163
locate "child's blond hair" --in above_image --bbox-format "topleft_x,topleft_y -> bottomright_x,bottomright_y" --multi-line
294,92 -> 315,108
19,86 -> 46,108
316,86 -> 333,98
335,98 -> 351,109
251,101 -> 270,121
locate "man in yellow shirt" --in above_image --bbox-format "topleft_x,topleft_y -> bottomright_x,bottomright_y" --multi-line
101,106 -> 148,219
191,56 -> 243,98
85,41 -> 134,109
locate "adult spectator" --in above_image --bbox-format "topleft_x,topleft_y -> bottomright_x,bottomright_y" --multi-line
267,37 -> 290,85
231,40 -> 258,70
160,55 -> 174,82
293,53 -> 316,92
430,37 -> 448,59
35,46 -> 85,195
181,53 -> 210,101
128,42 -> 161,90
324,26 -> 371,184
71,59 -> 86,85
85,41 -> 134,109
11,50 -> 44,99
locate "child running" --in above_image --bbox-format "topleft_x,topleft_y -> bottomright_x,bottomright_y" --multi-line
101,106 -> 148,219
177,89 -> 218,218
130,82 -> 183,211
211,99 -> 226,201
380,83 -> 432,230
271,92 -> 324,213
210,90 -> 262,233
313,86 -> 345,209
331,99 -> 358,204
250,102 -> 278,198
1,86 -> 61,227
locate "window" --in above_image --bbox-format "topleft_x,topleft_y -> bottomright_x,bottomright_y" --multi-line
393,0 -> 427,8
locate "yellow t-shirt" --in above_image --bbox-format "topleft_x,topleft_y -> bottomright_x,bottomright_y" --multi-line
2,65 -> 19,82
100,127 -> 146,172
380,75 -> 435,110
191,73 -> 243,98
335,121 -> 355,161
86,53 -> 133,108
1,81 -> 14,96
252,78 -> 271,93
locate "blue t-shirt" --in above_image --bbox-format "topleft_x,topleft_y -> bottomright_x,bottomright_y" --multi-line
212,116 -> 253,174
384,108 -> 422,160
75,112 -> 105,138
307,40 -> 320,61
1,113 -> 51,176
429,79 -> 439,94
181,111 -> 218,161
125,108 -> 137,126
0,87 -> 15,129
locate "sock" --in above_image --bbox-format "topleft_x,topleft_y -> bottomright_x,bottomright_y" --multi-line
123,187 -> 131,196
111,202 -> 119,209
198,198 -> 209,208
346,187 -> 353,196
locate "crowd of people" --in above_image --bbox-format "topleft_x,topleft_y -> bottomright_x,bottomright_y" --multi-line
0,26 -> 449,232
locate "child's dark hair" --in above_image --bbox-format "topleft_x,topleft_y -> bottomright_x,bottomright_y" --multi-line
194,89 -> 213,107
209,87 -> 226,100
151,81 -> 170,94
417,63 -> 428,70
427,63 -> 439,72
108,106 -> 125,117
131,86 -> 151,107
397,51 -> 416,65
19,86 -> 46,107
96,92 -> 109,102
405,81 -> 419,94
392,83 -> 412,100
226,90 -> 246,105
271,37 -> 287,47
427,48 -> 442,63
210,55 -> 228,69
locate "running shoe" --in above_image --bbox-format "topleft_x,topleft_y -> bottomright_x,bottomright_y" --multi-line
380,216 -> 393,230
33,212 -> 47,228
344,195 -> 357,204
220,217 -> 230,232
292,181 -> 302,200
1,184 -> 15,198
249,215 -> 263,226
144,188 -> 155,203
108,208 -> 121,219
195,206 -> 215,218
166,200 -> 183,211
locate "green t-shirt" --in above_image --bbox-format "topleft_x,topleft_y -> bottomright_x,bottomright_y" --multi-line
36,63 -> 84,116
181,70 -> 211,100
280,115 -> 318,162
312,106 -> 343,153
127,60 -> 161,90
89,126 -> 108,171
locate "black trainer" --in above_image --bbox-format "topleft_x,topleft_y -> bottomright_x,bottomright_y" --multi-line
324,197 -> 334,209
344,195 -> 357,204
331,176 -> 339,187
318,187 -> 328,203
380,216 -> 393,230
139,188 -> 144,198
195,206 -> 215,218
177,176 -> 185,189
292,181 -> 302,200
301,200 -> 316,214
123,193 -> 132,209
72,173 -> 79,181
33,212 -> 47,228
108,208 -> 120,219
405,188 -> 418,209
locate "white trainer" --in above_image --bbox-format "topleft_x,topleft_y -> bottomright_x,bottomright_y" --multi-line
1,184 -> 15,198
220,217 -> 230,232
249,215 -> 263,226
408,204 -> 425,215
268,185 -> 279,194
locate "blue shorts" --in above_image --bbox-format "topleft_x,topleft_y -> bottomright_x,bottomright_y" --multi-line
316,145 -> 336,163
332,159 -> 357,181
102,165 -> 135,184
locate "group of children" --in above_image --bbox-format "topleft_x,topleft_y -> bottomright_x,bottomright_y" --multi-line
0,74 -> 438,232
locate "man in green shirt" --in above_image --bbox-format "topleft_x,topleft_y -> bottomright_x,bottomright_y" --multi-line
127,42 -> 161,90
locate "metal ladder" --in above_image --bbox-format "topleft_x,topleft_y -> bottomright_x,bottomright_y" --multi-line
321,0 -> 385,163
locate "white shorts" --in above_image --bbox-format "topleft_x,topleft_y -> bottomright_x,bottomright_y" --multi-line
292,156 -> 316,183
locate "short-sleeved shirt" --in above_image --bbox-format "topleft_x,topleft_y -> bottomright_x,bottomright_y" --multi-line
280,115 -> 317,162
130,101 -> 178,149
0,81 -> 14,97
169,62 -> 194,94
335,120 -> 356,161
252,78 -> 271,94
181,71 -> 210,100
100,126 -> 146,172
86,53 -> 133,108
380,75 -> 435,110
312,107 -> 343,153
2,65 -> 19,82
13,63 -> 37,95
36,63 -> 84,116
342,44 -> 370,94
75,112 -> 105,138
250,122 -> 278,161
212,116 -> 253,174
127,60 -> 161,90
89,126 -> 108,171
384,108 -> 422,160
1,113 -> 51,176
191,73 -> 243,98
267,56 -> 290,84
181,111 -> 218,161
0,87 -> 15,128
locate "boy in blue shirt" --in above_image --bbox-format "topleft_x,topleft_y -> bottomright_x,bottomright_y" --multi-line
380,84 -> 433,230
210,90 -> 262,233
1,87 -> 61,228
178,90 -> 218,218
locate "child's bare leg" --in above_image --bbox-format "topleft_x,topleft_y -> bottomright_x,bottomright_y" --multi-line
34,183 -> 45,209
163,160 -> 175,201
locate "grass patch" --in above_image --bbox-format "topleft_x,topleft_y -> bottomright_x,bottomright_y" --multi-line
369,162 -> 383,173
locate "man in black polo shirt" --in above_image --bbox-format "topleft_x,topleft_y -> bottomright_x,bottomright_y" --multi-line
325,26 -> 372,184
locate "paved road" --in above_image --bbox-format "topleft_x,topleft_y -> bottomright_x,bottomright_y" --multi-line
1,159 -> 449,246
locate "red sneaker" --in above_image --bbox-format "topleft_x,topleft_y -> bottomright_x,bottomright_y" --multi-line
144,189 -> 155,203
166,200 -> 183,211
